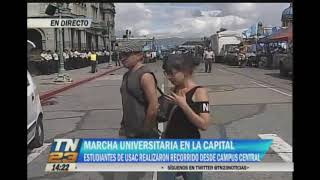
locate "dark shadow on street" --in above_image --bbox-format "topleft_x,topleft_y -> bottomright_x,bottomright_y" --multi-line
40,77 -> 55,80
194,71 -> 208,73
99,172 -> 116,180
41,99 -> 58,106
40,82 -> 59,85
265,73 -> 292,80
224,65 -> 241,68
27,148 -> 33,155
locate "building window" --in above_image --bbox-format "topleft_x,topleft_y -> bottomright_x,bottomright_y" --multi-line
282,21 -> 287,27
95,35 -> 99,50
102,12 -> 105,21
55,29 -> 57,51
92,7 -> 98,20
78,30 -> 81,50
62,29 -> 65,50
71,29 -> 74,49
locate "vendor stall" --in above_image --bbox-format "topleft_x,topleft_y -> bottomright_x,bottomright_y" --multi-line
257,26 -> 292,69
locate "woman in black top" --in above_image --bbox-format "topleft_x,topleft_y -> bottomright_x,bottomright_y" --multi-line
158,54 -> 211,180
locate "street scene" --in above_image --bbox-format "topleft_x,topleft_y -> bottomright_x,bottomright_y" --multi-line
27,3 -> 293,180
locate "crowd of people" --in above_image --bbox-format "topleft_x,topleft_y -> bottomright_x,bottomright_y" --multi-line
28,49 -> 118,75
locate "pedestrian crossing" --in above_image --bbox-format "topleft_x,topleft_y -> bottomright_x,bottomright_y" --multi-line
27,143 -> 51,164
259,134 -> 293,162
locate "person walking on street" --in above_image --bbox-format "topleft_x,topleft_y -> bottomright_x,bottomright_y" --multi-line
90,51 -> 97,73
119,49 -> 159,138
158,54 -> 211,180
114,50 -> 121,66
203,48 -> 214,73
119,49 -> 159,180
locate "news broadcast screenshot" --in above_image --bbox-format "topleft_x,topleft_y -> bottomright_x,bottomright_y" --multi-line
27,2 -> 293,180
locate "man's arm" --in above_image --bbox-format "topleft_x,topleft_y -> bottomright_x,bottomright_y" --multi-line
140,73 -> 159,130
119,117 -> 126,137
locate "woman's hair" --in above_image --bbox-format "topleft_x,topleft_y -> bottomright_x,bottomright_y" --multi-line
163,54 -> 195,75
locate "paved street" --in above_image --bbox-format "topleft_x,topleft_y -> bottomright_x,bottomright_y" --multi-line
28,61 -> 292,180
32,62 -> 121,95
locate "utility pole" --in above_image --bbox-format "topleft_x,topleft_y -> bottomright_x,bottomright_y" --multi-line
108,20 -> 113,67
54,3 -> 72,83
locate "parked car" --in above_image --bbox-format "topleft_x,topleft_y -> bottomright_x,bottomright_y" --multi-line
27,40 -> 44,148
27,70 -> 44,148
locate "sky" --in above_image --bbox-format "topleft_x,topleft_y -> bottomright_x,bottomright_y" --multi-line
114,3 -> 290,39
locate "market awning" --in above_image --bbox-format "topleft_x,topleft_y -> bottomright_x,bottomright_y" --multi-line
258,26 -> 292,43
270,26 -> 292,41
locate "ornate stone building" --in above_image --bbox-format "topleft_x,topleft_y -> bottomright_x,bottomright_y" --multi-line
27,3 -> 116,51
281,3 -> 293,28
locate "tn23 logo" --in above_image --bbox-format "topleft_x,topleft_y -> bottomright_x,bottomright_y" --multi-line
48,139 -> 80,163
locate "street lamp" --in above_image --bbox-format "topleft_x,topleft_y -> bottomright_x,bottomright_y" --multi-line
47,3 -> 72,83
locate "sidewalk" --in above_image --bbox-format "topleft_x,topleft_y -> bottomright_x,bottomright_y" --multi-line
32,63 -> 123,101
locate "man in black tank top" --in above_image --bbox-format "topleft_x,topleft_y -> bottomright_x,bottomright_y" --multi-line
119,50 -> 159,139
118,49 -> 159,180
